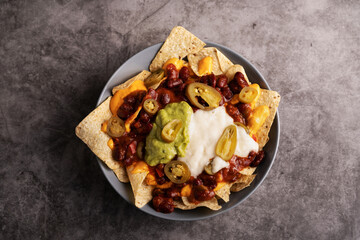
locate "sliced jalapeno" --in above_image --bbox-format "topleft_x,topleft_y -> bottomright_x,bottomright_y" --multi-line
186,82 -> 222,110
164,160 -> 191,184
144,69 -> 165,88
143,99 -> 159,115
238,86 -> 258,104
215,125 -> 237,161
161,119 -> 182,143
107,115 -> 125,138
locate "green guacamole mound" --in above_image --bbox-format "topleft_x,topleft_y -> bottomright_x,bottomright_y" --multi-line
145,101 -> 193,166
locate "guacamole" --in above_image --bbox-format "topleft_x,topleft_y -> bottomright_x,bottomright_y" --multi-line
145,101 -> 193,166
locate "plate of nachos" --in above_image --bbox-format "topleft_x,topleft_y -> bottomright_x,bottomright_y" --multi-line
76,26 -> 281,220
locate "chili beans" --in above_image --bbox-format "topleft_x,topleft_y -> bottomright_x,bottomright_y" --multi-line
251,150 -> 265,167
192,178 -> 203,186
208,74 -> 216,88
234,72 -> 249,88
229,72 -> 248,94
117,103 -> 133,119
200,75 -> 209,85
220,150 -> 264,182
193,185 -> 215,201
166,188 -> 181,199
226,104 -> 246,124
198,173 -> 217,190
152,188 -> 165,197
221,166 -> 240,182
152,196 -> 174,213
199,74 -> 216,88
117,90 -> 146,119
179,67 -> 190,81
167,78 -> 183,88
216,75 -> 228,88
166,63 -> 178,80
155,88 -> 183,106
221,86 -> 233,101
147,88 -> 158,99
139,111 -> 151,123
237,103 -> 253,120
160,92 -> 171,105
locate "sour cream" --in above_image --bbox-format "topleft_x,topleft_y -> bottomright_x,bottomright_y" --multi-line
179,106 -> 259,177
212,156 -> 229,173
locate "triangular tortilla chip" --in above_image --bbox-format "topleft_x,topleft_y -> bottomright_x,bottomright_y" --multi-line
75,97 -> 129,182
111,70 -> 151,94
230,174 -> 256,192
188,47 -> 224,76
149,26 -> 206,72
112,70 -> 151,95
216,50 -> 233,73
225,64 -> 250,84
239,166 -> 257,175
216,172 -> 258,201
126,165 -> 154,208
174,196 -> 221,210
215,183 -> 231,202
255,90 -> 281,149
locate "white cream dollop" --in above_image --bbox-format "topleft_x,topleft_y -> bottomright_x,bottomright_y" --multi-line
212,156 -> 229,173
179,106 -> 259,177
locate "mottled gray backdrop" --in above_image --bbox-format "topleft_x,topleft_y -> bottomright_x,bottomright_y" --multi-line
0,0 -> 359,239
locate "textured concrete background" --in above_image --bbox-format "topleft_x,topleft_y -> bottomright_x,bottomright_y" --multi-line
0,0 -> 359,239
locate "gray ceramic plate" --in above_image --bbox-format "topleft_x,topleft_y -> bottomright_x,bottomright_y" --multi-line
97,42 -> 280,221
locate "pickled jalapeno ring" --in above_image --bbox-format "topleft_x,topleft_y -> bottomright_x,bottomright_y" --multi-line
238,86 -> 258,104
144,69 -> 165,88
161,119 -> 183,143
107,115 -> 125,138
143,99 -> 159,115
186,82 -> 222,110
164,160 -> 191,184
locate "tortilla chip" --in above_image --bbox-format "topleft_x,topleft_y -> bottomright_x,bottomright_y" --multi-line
239,166 -> 257,175
255,90 -> 281,149
216,50 -> 233,73
75,97 -> 129,182
215,166 -> 257,202
175,196 -> 221,210
225,64 -> 250,84
149,26 -> 206,72
113,167 -> 128,183
230,174 -> 256,192
126,165 -> 154,208
215,183 -> 231,202
112,70 -> 151,95
188,47 -> 223,76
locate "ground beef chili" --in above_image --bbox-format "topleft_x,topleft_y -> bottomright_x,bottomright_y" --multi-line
111,65 -> 266,213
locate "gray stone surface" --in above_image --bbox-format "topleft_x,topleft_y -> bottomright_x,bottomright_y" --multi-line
0,0 -> 359,239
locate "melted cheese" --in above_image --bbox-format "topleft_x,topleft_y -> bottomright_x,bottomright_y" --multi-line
179,106 -> 259,177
